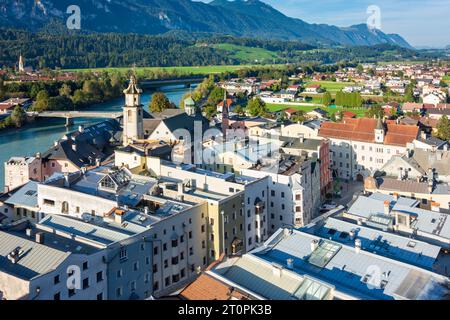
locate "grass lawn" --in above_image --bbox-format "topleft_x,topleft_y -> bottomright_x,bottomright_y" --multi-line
64,65 -> 273,75
266,103 -> 368,118
304,81 -> 356,93
443,75 -> 450,81
211,43 -> 279,63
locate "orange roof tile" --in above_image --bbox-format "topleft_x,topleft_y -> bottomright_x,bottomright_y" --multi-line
319,118 -> 418,146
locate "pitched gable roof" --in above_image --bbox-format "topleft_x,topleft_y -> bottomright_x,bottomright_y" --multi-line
319,118 -> 418,146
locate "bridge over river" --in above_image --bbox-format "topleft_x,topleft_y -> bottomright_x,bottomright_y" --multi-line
33,111 -> 123,126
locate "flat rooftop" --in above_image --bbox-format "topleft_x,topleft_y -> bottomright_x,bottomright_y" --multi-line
246,229 -> 450,300
308,217 -> 441,270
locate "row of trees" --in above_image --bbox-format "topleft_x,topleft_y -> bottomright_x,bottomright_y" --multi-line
31,74 -> 126,112
335,91 -> 363,108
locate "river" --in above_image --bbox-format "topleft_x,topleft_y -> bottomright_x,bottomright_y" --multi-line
0,85 -> 192,189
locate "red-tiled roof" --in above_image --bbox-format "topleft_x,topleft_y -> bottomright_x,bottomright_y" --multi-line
342,111 -> 356,118
402,103 -> 423,111
319,118 -> 418,146
218,99 -> 233,107
285,108 -> 298,114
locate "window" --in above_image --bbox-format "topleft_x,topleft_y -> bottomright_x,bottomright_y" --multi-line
68,288 -> 75,298
153,281 -> 159,291
116,287 -> 122,298
54,292 -> 61,300
281,192 -> 285,198
54,275 -> 60,285
201,225 -> 206,233
296,194 -> 301,201
172,274 -> 180,283
165,277 -> 171,287
43,199 -> 55,206
130,281 -> 136,292
146,257 -> 150,265
133,261 -> 139,271
119,247 -> 127,261
153,264 -> 158,273
181,268 -> 186,278
117,269 -> 123,278
163,243 -> 167,251
189,231 -> 192,239
172,239 -> 178,248
82,278 -> 89,290
82,261 -> 88,271
153,246 -> 159,255
96,271 -> 103,283
97,293 -> 103,300
189,247 -> 194,256
172,256 -> 179,265
140,243 -> 145,251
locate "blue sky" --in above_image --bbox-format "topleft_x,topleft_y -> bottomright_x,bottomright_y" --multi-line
202,0 -> 450,48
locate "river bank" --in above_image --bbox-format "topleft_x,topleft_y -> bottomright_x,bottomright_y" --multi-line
0,85 -> 191,190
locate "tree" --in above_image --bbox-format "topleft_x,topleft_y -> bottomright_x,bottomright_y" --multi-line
234,105 -> 246,116
366,105 -> 384,119
436,115 -> 450,141
322,92 -> 332,107
47,96 -> 74,111
0,77 -> 5,100
149,92 -> 172,113
207,86 -> 225,105
356,64 -> 364,74
10,105 -> 26,127
59,84 -> 72,97
247,97 -> 268,117
203,105 -> 217,120
32,90 -> 49,112
291,111 -> 307,123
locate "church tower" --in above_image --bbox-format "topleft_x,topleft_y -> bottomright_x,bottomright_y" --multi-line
184,96 -> 196,116
18,54 -> 25,73
123,74 -> 144,146
374,117 -> 385,144
221,91 -> 229,138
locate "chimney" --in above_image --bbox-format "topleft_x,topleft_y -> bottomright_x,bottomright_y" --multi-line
72,143 -> 77,152
349,229 -> 356,240
431,202 -> 440,212
35,152 -> 41,159
115,209 -> 126,224
63,172 -> 70,188
299,134 -> 305,144
177,182 -> 185,201
398,167 -> 403,180
393,193 -> 399,202
420,131 -> 427,140
35,232 -> 44,244
78,125 -> 84,133
26,228 -> 33,238
95,157 -> 101,167
355,239 -> 362,254
272,264 -> 282,278
144,206 -> 149,215
310,239 -> 319,252
384,200 -> 390,216
54,141 -> 59,147
286,258 -> 294,270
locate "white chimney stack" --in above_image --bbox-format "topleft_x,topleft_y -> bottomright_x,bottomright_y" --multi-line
384,201 -> 390,216
431,202 -> 440,213
355,239 -> 362,254
287,258 -> 294,270
311,239 -> 319,252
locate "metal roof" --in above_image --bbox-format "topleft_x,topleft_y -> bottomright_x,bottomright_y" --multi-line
316,218 -> 441,270
0,231 -> 70,280
39,214 -> 135,246
247,229 -> 450,300
5,181 -> 39,208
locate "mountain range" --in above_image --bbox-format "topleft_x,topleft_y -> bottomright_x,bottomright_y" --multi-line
0,0 -> 413,48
